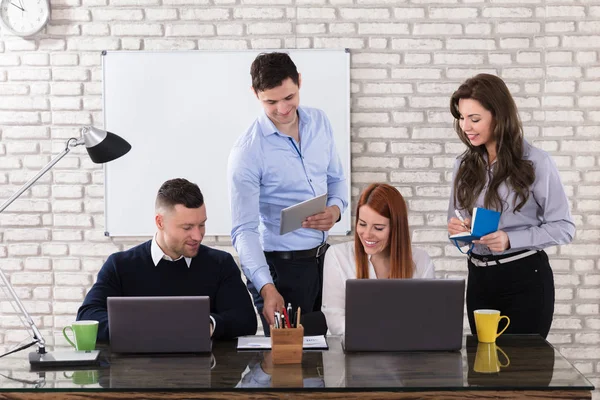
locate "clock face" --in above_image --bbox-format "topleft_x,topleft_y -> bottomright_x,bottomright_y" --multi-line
0,0 -> 50,37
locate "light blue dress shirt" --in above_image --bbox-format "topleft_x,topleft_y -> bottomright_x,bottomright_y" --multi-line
448,139 -> 575,255
228,106 -> 348,293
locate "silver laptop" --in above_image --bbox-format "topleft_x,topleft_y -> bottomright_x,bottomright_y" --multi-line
344,279 -> 465,352
107,296 -> 211,353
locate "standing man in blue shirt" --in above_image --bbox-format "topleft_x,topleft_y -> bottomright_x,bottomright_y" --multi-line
228,52 -> 348,334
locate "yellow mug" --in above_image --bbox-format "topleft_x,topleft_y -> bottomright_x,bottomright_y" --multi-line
474,342 -> 510,373
474,309 -> 510,343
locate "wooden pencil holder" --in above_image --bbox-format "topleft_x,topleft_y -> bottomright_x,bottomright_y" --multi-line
270,324 -> 304,365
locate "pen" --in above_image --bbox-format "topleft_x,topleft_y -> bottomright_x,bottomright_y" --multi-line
454,209 -> 468,230
287,303 -> 293,326
281,306 -> 292,329
277,311 -> 283,329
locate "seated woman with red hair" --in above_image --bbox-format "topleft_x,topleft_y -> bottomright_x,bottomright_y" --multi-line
322,183 -> 435,335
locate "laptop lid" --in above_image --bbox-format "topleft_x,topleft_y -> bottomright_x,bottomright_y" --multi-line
107,296 -> 211,353
344,279 -> 465,352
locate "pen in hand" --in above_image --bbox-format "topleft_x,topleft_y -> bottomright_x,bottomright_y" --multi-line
454,209 -> 469,231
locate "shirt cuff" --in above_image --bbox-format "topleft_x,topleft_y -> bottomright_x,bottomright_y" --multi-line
252,267 -> 274,295
209,315 -> 216,337
251,362 -> 272,383
505,230 -> 528,252
326,198 -> 344,222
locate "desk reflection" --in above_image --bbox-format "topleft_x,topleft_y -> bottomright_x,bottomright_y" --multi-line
323,348 -> 464,388
105,354 -> 213,388
236,352 -> 324,388
0,371 -> 46,389
96,343 -> 255,389
467,335 -> 555,387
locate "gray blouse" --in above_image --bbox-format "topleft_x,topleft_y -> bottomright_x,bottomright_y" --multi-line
448,140 -> 575,256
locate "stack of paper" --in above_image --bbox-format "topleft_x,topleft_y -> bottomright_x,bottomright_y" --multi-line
237,335 -> 328,350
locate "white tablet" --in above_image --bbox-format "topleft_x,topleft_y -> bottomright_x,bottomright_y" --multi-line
279,193 -> 328,235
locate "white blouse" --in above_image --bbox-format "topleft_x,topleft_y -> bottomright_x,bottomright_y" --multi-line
321,241 -> 435,335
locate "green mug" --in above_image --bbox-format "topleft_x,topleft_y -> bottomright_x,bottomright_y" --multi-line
64,370 -> 99,385
63,320 -> 98,351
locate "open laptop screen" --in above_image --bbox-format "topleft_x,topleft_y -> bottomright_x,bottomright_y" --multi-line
108,296 -> 211,353
344,279 -> 465,352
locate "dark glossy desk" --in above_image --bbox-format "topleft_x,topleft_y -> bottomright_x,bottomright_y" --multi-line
0,335 -> 593,399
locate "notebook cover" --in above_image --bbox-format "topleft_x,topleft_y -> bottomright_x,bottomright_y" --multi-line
450,207 -> 501,243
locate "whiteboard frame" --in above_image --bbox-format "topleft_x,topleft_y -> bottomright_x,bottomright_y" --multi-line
102,49 -> 351,237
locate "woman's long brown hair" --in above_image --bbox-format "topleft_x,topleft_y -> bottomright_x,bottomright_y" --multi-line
354,183 -> 414,279
450,74 -> 535,213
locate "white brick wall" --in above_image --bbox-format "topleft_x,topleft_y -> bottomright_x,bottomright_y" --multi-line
0,0 -> 599,396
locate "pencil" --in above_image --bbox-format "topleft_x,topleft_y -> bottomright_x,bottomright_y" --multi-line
296,307 -> 301,327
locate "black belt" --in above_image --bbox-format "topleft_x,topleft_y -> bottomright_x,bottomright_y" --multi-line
265,243 -> 329,260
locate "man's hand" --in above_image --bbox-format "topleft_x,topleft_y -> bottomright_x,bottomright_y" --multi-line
474,230 -> 510,252
302,205 -> 340,231
261,351 -> 274,372
448,217 -> 471,236
260,284 -> 285,327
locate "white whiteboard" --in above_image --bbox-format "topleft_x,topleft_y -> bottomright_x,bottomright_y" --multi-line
103,50 -> 351,237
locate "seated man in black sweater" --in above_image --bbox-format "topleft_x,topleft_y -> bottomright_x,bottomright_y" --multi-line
77,178 -> 257,342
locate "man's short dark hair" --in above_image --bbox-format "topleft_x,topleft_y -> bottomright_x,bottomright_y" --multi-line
250,52 -> 299,93
155,178 -> 204,212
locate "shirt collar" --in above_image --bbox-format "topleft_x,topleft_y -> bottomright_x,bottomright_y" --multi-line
151,234 -> 192,268
522,138 -> 532,157
258,106 -> 309,137
367,255 -> 376,278
482,138 -> 530,167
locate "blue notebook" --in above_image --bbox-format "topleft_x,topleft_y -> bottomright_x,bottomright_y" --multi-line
450,207 -> 501,244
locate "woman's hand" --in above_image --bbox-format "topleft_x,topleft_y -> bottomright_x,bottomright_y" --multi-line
448,217 -> 471,236
474,230 -> 510,252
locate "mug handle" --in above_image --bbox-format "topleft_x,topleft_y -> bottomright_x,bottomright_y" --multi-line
62,326 -> 77,349
496,345 -> 511,368
496,315 -> 510,338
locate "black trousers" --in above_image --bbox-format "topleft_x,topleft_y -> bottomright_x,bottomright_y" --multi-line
247,248 -> 327,336
467,250 -> 555,339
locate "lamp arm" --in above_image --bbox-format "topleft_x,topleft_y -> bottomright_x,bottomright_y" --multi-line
0,137 -> 84,354
0,138 -> 83,214
0,269 -> 46,353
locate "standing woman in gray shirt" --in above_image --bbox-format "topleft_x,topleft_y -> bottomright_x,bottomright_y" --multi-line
447,74 -> 575,339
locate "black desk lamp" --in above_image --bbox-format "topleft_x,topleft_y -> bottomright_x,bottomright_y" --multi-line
0,126 -> 131,366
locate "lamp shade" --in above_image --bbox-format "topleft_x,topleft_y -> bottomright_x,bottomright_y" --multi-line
81,126 -> 132,164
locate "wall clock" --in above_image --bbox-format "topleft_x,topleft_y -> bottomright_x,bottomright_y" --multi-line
0,0 -> 50,37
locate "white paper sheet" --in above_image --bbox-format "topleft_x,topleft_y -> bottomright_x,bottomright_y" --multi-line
237,335 -> 328,350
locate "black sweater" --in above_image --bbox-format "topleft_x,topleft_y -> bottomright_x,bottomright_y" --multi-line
76,240 -> 257,342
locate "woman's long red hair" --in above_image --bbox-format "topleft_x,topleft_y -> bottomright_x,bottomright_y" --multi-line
354,183 -> 414,279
